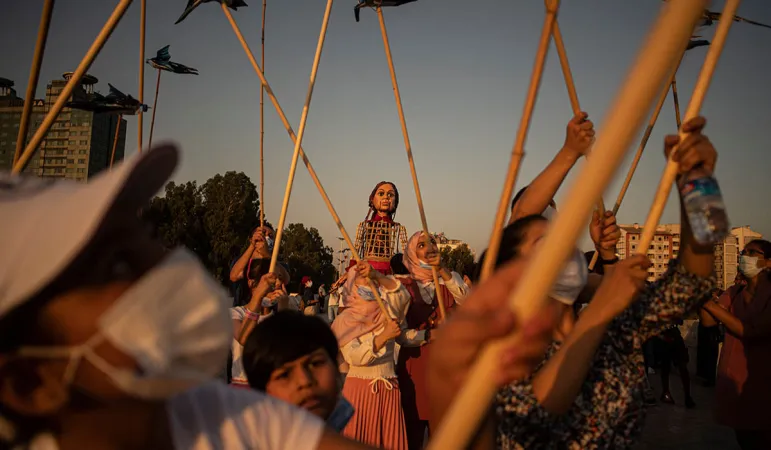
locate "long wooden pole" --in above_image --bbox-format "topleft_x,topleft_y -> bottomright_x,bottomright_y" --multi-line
259,0 -> 267,228
267,0 -> 333,275
587,53 -> 686,270
222,5 -> 390,317
671,75 -> 683,128
13,0 -> 134,174
148,68 -> 161,148
137,0 -> 146,153
478,0 -> 560,282
13,0 -> 55,167
376,6 -> 446,321
428,1 -> 705,448
551,17 -> 606,214
109,115 -> 122,171
636,0 -> 739,254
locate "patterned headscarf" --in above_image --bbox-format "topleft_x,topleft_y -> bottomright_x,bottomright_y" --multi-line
403,231 -> 434,283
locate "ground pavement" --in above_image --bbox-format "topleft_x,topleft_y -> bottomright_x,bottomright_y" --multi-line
634,342 -> 737,450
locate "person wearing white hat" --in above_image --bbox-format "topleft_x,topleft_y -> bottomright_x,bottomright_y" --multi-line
0,143 -> 561,450
0,144 -> 379,450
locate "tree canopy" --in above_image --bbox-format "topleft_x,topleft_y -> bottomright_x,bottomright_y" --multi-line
143,171 -> 338,288
440,244 -> 475,277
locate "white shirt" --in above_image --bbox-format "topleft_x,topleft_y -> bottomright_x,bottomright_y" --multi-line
26,381 -> 325,450
230,306 -> 272,385
168,381 -> 324,450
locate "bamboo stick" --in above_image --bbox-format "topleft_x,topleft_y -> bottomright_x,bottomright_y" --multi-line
109,115 -> 122,171
222,3 -> 392,318
376,6 -> 446,321
588,54 -> 686,270
671,75 -> 683,128
13,0 -> 134,174
552,17 -> 606,214
428,2 -> 706,448
478,0 -> 560,282
636,0 -> 739,254
259,0 -> 267,228
148,68 -> 161,148
266,0 -> 333,275
137,0 -> 146,153
13,0 -> 55,167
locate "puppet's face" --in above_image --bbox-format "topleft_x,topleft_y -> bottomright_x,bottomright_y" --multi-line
372,183 -> 396,215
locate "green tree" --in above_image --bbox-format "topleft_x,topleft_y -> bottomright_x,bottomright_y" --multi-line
143,172 -> 262,284
280,223 -> 336,292
440,244 -> 475,276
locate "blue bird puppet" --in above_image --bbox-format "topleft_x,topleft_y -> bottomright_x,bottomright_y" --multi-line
353,0 -> 418,22
147,45 -> 199,75
175,0 -> 248,25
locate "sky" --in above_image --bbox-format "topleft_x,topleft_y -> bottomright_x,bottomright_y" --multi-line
3,0 -> 770,260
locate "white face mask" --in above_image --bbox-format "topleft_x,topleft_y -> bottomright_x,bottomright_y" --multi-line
739,255 -> 763,278
549,248 -> 589,306
18,248 -> 232,399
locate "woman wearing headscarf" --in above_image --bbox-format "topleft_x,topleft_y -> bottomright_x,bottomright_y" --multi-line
331,261 -> 422,449
396,231 -> 470,449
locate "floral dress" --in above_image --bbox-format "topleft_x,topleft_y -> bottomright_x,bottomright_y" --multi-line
496,260 -> 715,449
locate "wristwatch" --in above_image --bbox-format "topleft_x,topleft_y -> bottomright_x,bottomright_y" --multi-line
598,254 -> 620,265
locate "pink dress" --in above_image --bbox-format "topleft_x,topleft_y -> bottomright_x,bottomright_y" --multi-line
714,276 -> 771,431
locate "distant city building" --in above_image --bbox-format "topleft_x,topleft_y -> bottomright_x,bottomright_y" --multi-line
432,232 -> 475,257
731,226 -> 764,252
0,74 -> 126,181
617,223 -> 763,289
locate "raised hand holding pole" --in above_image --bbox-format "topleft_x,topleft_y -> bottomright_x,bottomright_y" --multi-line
377,6 -> 446,321
478,0 -> 560,282
428,2 -> 706,448
636,0 -> 740,254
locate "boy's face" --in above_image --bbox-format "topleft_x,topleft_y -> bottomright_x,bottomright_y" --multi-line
265,348 -> 340,420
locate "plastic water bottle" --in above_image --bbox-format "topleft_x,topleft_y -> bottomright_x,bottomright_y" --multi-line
679,167 -> 729,244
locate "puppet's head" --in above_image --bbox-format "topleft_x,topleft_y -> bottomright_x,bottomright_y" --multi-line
367,181 -> 399,220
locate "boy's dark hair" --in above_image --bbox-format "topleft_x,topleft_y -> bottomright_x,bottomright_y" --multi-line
242,311 -> 340,391
471,214 -> 547,283
390,253 -> 410,275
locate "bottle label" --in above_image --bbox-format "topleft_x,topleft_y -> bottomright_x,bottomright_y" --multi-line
680,177 -> 721,201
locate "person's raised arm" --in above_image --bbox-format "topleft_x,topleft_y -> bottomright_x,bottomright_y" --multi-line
509,112 -> 594,224
230,242 -> 255,282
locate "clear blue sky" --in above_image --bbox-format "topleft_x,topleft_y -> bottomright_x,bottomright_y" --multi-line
3,0 -> 770,257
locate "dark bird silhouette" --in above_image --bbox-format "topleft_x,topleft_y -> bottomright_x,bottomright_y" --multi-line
175,0 -> 248,25
147,45 -> 199,75
68,84 -> 148,115
354,0 -> 418,22
687,39 -> 710,51
701,9 -> 771,30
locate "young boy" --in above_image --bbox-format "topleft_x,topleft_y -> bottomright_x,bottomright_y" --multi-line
242,311 -> 354,431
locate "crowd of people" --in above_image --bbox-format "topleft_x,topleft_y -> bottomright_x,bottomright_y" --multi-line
0,113 -> 769,450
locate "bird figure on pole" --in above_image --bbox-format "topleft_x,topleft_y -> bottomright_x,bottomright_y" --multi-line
147,45 -> 199,75
354,0 -> 417,22
175,0 -> 248,25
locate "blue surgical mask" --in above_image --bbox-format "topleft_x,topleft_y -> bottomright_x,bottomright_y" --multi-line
264,236 -> 275,251
357,286 -> 376,301
418,259 -> 432,270
739,255 -> 762,278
